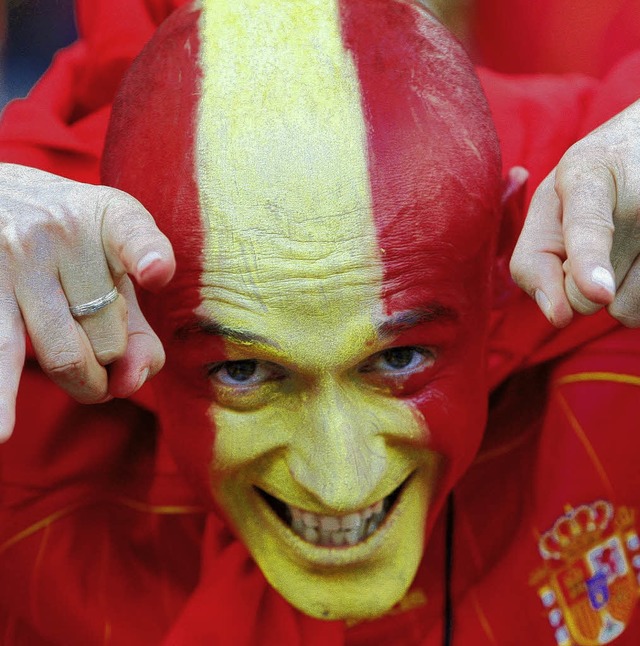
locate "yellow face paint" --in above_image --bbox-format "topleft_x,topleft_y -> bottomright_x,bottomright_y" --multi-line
195,0 -> 441,620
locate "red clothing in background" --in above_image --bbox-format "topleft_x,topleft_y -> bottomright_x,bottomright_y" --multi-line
473,0 -> 640,77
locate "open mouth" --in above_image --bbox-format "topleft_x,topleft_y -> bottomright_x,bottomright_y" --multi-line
255,474 -> 412,548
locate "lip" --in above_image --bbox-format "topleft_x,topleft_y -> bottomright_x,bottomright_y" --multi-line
252,471 -> 416,567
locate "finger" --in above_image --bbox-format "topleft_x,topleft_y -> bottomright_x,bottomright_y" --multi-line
607,197 -> 640,291
607,258 -> 640,327
100,188 -> 176,292
0,294 -> 26,442
60,245 -> 128,366
555,160 -> 616,306
69,290 -> 128,366
14,275 -> 109,403
107,276 -> 165,398
510,176 -> 573,327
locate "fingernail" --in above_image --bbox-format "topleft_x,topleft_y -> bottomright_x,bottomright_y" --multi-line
534,289 -> 552,319
136,368 -> 150,391
137,251 -> 163,274
591,266 -> 615,294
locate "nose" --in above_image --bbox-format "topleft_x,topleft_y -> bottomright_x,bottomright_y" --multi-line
288,380 -> 387,511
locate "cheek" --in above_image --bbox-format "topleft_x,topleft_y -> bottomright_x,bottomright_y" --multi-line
409,367 -> 488,487
152,342 -> 224,506
400,326 -> 489,481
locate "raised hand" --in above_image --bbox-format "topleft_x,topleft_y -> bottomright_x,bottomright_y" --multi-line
0,163 -> 175,441
510,99 -> 640,328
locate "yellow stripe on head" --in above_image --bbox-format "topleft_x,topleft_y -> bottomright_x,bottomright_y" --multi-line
197,0 -> 382,360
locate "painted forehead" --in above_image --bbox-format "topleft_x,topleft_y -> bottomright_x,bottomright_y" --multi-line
103,0 -> 501,328
196,0 -> 500,314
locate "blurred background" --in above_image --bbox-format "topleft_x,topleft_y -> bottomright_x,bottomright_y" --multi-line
0,0 -> 637,113
0,0 -> 76,109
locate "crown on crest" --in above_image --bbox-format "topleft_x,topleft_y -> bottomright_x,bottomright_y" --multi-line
539,500 -> 613,560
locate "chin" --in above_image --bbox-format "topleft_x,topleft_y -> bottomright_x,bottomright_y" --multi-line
217,469 -> 431,621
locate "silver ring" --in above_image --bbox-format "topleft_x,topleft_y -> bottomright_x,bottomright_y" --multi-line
69,286 -> 119,317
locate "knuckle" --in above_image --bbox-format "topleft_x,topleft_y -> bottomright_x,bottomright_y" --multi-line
556,151 -> 609,193
94,346 -> 125,366
567,292 -> 601,316
150,342 -> 166,375
509,264 -> 527,288
564,213 -> 614,240
41,350 -> 87,379
509,255 -> 534,291
565,274 -> 602,315
0,207 -> 84,260
93,334 -> 128,366
84,300 -> 129,366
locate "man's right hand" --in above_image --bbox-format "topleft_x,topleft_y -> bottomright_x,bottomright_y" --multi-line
0,163 -> 176,441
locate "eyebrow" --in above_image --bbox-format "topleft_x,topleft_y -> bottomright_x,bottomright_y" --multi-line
174,318 -> 281,349
376,304 -> 458,338
174,304 -> 457,346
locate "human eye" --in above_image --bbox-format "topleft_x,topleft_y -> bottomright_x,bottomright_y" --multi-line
359,346 -> 436,378
208,359 -> 286,387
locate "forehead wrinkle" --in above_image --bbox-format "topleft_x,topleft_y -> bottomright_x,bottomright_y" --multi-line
195,0 -> 392,373
196,0 -> 382,303
200,248 -> 382,293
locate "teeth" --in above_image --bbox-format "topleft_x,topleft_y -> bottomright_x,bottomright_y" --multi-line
303,527 -> 319,543
330,530 -> 345,546
301,511 -> 319,528
341,512 -> 362,530
284,495 -> 393,547
319,516 -> 341,532
345,528 -> 360,545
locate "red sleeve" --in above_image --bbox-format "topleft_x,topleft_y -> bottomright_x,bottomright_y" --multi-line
0,0 -> 188,182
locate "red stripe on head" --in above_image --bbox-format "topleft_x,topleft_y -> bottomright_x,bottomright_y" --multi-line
340,1 -> 502,499
102,5 -> 219,505
102,5 -> 204,340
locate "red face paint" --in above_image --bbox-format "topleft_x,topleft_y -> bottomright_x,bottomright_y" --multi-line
102,4 -> 218,503
339,0 -> 502,519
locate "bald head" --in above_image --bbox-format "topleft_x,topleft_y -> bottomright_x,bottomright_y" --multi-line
103,0 -> 501,327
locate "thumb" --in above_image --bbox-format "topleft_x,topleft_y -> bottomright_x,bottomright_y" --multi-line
555,163 -> 616,307
510,174 -> 573,327
100,187 -> 176,291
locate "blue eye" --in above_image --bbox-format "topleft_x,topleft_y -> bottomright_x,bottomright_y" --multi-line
380,348 -> 419,370
221,360 -> 257,382
209,360 -> 285,387
359,346 -> 435,376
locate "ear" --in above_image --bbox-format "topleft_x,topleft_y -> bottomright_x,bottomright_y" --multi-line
493,166 -> 529,305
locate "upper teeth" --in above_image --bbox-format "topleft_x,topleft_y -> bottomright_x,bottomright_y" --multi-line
288,499 -> 387,547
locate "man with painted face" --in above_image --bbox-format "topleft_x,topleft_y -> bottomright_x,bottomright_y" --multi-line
104,0 -> 502,627
2,1 -> 640,644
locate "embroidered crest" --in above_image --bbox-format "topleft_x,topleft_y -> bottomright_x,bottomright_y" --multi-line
531,501 -> 640,645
